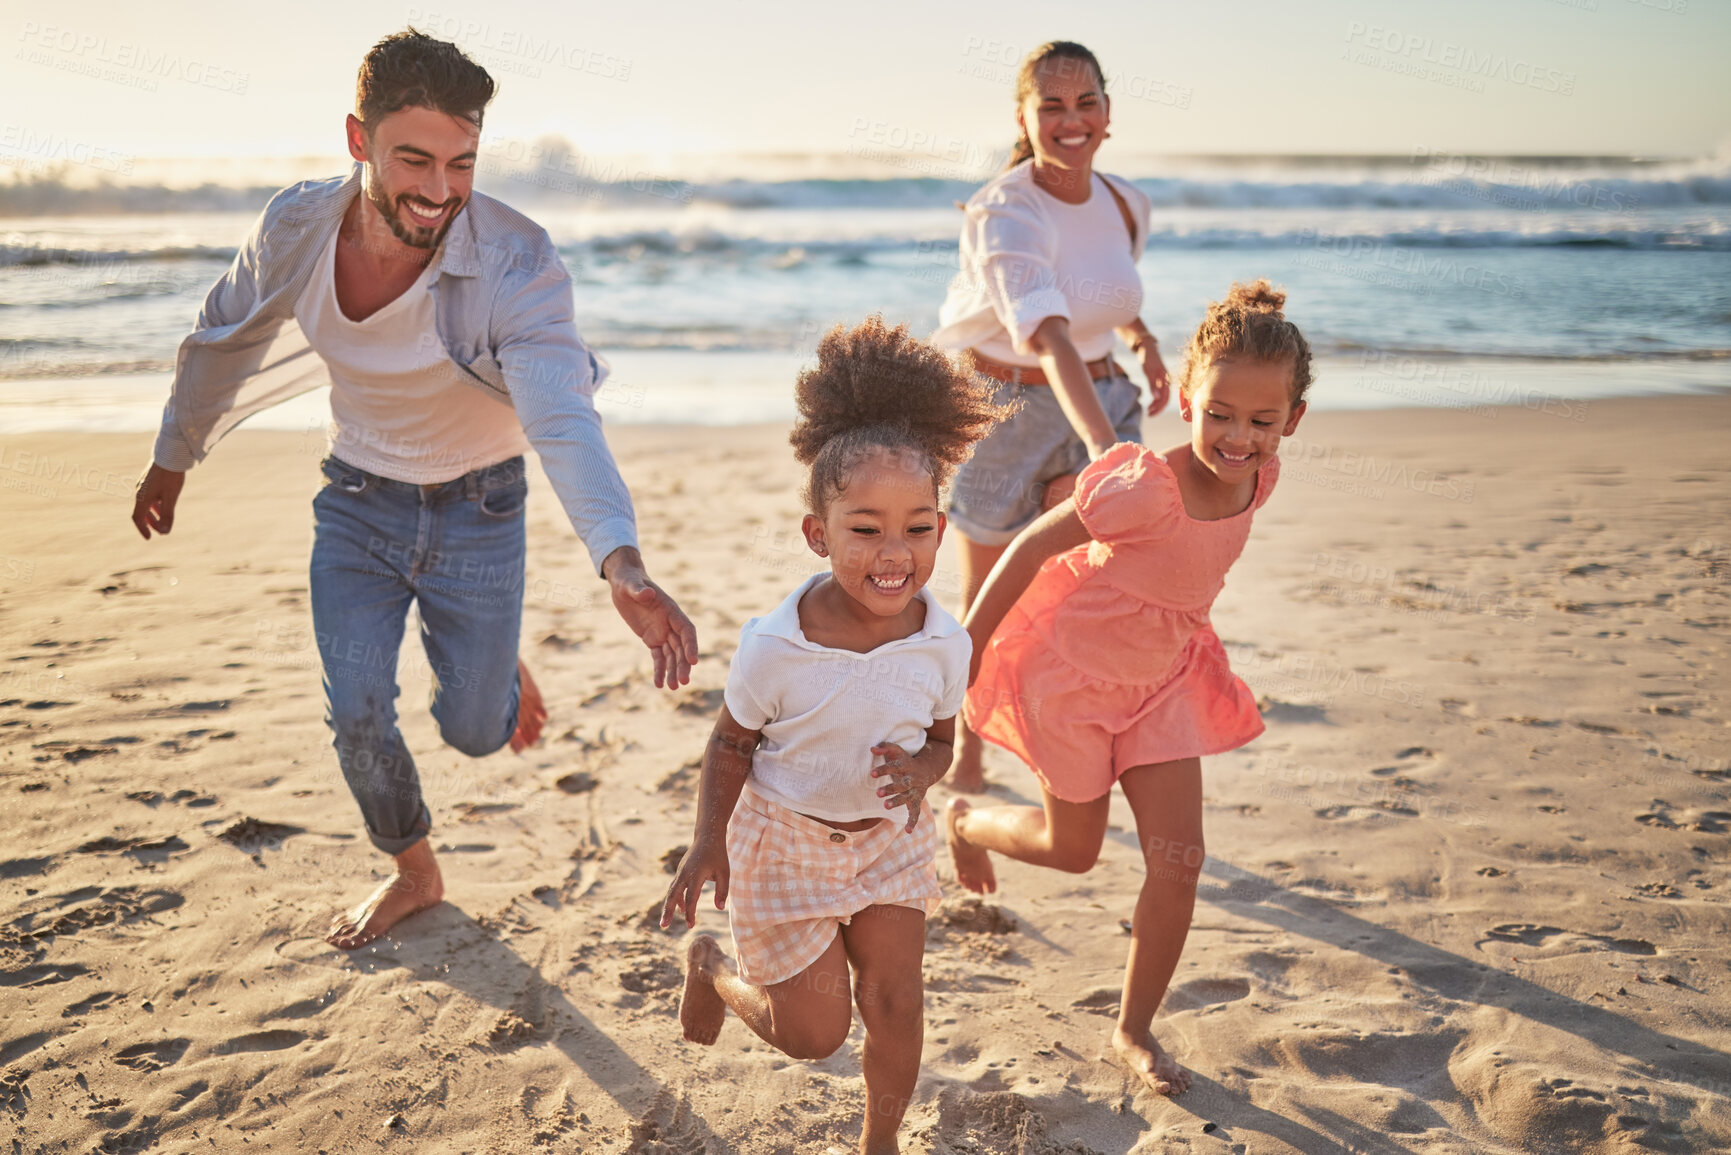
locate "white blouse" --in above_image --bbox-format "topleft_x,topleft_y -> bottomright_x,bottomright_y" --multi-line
724,574 -> 970,823
932,161 -> 1152,368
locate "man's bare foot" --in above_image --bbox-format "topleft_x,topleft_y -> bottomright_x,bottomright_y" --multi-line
1110,1026 -> 1191,1095
945,797 -> 997,895
325,839 -> 444,950
948,728 -> 988,793
681,934 -> 730,1045
510,659 -> 548,754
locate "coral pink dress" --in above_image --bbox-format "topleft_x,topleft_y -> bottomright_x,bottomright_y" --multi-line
965,441 -> 1277,802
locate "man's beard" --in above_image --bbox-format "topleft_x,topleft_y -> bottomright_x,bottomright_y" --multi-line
364,163 -> 461,251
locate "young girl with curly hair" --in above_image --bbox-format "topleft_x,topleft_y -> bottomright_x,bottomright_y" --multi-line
946,280 -> 1311,1097
661,317 -> 1011,1154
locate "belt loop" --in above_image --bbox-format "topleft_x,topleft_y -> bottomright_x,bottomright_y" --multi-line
465,469 -> 479,501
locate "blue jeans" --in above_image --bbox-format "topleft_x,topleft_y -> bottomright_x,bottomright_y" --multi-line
310,454 -> 528,855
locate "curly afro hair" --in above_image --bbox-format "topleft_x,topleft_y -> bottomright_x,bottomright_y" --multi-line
1177,279 -> 1314,406
789,316 -> 1016,515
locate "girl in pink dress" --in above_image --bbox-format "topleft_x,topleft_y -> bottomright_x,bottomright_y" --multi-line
945,280 -> 1311,1097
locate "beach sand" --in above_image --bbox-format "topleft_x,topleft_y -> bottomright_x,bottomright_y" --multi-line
1,393 -> 1728,1153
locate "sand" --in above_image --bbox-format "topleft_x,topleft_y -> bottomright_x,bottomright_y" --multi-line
1,393 -> 1728,1153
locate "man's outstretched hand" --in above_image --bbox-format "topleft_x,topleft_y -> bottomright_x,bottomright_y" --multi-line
603,547 -> 699,689
131,463 -> 185,540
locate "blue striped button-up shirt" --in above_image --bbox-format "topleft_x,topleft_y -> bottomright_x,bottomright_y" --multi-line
152,163 -> 637,574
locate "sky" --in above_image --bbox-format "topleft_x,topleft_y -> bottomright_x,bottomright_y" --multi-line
4,0 -> 1728,179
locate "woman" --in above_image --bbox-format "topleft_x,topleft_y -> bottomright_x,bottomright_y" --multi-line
932,40 -> 1171,792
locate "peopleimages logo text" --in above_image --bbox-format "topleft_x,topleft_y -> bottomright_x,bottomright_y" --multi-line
16,22 -> 250,93
1343,22 -> 1575,95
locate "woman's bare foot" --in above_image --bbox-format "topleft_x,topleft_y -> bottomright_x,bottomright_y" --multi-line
325,839 -> 444,950
948,727 -> 988,793
945,797 -> 997,894
510,659 -> 548,753
1110,1026 -> 1191,1095
680,934 -> 731,1045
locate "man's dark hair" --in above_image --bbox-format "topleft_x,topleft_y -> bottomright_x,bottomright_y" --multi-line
356,29 -> 495,131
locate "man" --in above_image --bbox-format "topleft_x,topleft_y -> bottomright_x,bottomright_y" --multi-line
130,30 -> 699,949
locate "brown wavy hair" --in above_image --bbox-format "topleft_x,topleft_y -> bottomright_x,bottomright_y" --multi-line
357,29 -> 496,131
1177,280 -> 1314,406
1006,42 -> 1108,170
790,317 -> 1016,514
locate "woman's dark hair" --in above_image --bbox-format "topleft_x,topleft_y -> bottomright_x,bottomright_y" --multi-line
356,29 -> 496,131
1178,280 -> 1315,406
790,317 -> 1016,514
1006,41 -> 1108,170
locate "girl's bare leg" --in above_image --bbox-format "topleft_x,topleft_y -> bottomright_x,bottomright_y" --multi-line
839,904 -> 929,1155
950,534 -> 1006,793
944,786 -> 1110,894
680,932 -> 853,1059
1111,757 -> 1203,1095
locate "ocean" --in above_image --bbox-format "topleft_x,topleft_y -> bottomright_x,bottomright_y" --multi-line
2,150 -> 1728,430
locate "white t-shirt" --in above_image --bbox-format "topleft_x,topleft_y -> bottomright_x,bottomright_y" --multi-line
724,573 -> 971,823
294,231 -> 533,483
932,162 -> 1151,368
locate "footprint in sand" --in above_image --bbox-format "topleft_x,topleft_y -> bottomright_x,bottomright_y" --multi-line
1258,697 -> 1329,724
925,1086 -> 1076,1155
216,818 -> 304,854
0,962 -> 91,988
1479,924 -> 1656,957
31,742 -> 116,764
452,801 -> 518,821
12,887 -> 184,946
1071,987 -> 1120,1016
1163,976 -> 1251,1013
112,1038 -> 190,1072
0,855 -> 58,880
73,836 -> 190,863
61,991 -> 120,1018
214,1029 -> 307,1055
624,1088 -> 707,1155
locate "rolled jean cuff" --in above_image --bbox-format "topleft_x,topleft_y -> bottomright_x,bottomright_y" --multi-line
364,806 -> 432,857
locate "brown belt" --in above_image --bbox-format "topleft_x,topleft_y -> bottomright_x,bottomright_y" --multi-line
970,351 -> 1123,387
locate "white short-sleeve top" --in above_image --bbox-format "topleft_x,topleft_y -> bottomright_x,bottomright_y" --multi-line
724,573 -> 971,823
932,161 -> 1152,368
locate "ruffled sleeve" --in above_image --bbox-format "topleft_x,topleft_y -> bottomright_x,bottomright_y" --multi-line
958,184 -> 1067,356
1253,455 -> 1281,511
1074,442 -> 1181,545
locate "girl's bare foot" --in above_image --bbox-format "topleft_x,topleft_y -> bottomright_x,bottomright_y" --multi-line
680,934 -> 731,1045
509,658 -> 547,753
945,797 -> 996,894
1110,1026 -> 1191,1095
325,840 -> 444,949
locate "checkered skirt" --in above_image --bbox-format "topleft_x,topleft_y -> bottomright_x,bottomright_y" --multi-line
725,783 -> 941,986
